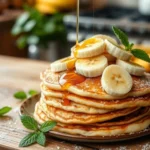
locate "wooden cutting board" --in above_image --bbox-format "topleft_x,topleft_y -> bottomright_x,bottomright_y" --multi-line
0,55 -> 150,150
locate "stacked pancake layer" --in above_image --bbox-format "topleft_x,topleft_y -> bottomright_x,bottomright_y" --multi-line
34,35 -> 150,137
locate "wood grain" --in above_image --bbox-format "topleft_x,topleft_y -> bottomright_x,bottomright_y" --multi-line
0,55 -> 150,150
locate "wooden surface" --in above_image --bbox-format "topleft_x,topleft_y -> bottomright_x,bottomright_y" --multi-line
0,55 -> 150,150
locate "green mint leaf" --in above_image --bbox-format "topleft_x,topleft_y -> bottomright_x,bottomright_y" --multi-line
28,90 -> 38,96
131,49 -> 150,63
19,132 -> 38,147
112,26 -> 129,49
14,91 -> 27,100
40,121 -> 57,133
36,132 -> 46,146
0,107 -> 12,116
20,115 -> 38,131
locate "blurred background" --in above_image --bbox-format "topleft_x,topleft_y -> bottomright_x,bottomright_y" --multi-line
0,0 -> 150,62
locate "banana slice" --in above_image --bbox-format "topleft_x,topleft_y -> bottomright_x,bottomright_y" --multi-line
130,56 -> 150,73
71,38 -> 105,58
101,65 -> 133,96
76,55 -> 108,77
51,56 -> 76,72
92,34 -> 118,45
116,59 -> 145,76
105,39 -> 132,61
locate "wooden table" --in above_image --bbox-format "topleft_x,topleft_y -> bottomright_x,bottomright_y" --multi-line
0,55 -> 150,150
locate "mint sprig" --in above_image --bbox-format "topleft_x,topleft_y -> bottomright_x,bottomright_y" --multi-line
0,107 -> 12,116
112,26 -> 150,62
19,115 -> 57,147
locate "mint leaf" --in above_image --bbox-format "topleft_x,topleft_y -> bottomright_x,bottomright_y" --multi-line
20,115 -> 38,131
0,107 -> 12,116
112,26 -> 130,50
36,132 -> 46,146
40,121 -> 57,133
28,90 -> 38,96
19,132 -> 38,147
14,91 -> 27,100
131,49 -> 150,63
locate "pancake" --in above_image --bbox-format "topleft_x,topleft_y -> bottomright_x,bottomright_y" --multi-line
42,85 -> 150,110
41,95 -> 113,114
41,68 -> 150,100
34,105 -> 150,136
97,107 -> 150,127
37,101 -> 139,124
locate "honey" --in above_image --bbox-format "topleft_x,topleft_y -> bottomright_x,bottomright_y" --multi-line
59,71 -> 86,90
61,57 -> 77,70
76,0 -> 79,45
62,92 -> 71,106
59,0 -> 86,106
59,71 -> 86,106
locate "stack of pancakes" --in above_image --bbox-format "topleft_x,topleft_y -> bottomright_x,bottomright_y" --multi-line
34,35 -> 150,137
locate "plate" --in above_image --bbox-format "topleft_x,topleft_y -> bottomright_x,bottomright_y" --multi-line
19,94 -> 150,143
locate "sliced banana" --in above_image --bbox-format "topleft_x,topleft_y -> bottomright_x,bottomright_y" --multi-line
71,38 -> 105,58
101,65 -> 133,96
92,34 -> 118,45
116,59 -> 145,76
105,39 -> 132,61
130,56 -> 150,73
76,55 -> 108,77
51,56 -> 76,72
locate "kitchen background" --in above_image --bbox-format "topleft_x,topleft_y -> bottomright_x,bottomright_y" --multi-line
0,0 -> 150,62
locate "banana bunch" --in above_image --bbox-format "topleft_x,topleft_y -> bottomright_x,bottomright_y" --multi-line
50,34 -> 148,96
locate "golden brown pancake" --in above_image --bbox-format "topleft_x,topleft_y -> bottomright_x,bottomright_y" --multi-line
37,101 -> 139,124
41,95 -> 113,114
41,68 -> 150,100
34,105 -> 150,136
41,84 -> 150,110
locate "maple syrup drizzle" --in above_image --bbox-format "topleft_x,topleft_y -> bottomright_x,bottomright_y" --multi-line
61,57 -> 77,70
62,92 -> 70,106
76,0 -> 80,45
59,71 -> 86,106
59,0 -> 86,105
